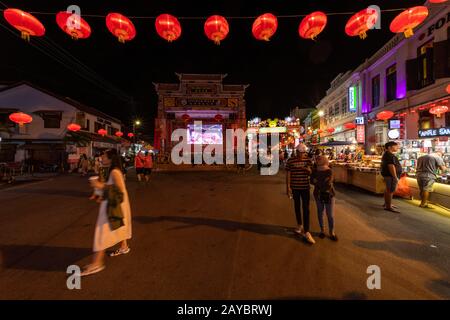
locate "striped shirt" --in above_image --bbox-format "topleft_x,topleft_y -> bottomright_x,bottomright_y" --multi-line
286,156 -> 312,190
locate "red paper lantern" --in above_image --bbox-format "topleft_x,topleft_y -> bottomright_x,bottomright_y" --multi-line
376,111 -> 394,121
429,0 -> 448,3
390,6 -> 428,38
155,14 -> 182,42
299,11 -> 327,40
345,8 -> 379,39
115,131 -> 124,137
252,13 -> 278,41
214,114 -> 223,122
98,129 -> 107,136
327,128 -> 335,134
204,15 -> 229,45
67,123 -> 81,132
344,123 -> 357,130
446,84 -> 450,94
3,9 -> 45,41
9,112 -> 33,126
127,133 -> 134,138
56,11 -> 91,40
429,105 -> 449,118
182,114 -> 191,122
317,129 -> 323,134
106,13 -> 136,43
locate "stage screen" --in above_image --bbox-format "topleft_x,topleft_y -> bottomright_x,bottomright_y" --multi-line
187,124 -> 223,145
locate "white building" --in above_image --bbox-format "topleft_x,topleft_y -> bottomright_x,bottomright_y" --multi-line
0,82 -> 124,167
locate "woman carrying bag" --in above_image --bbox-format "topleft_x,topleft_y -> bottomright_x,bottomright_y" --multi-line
82,149 -> 132,276
310,155 -> 338,241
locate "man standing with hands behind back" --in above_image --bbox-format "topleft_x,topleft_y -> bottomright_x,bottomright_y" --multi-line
381,141 -> 402,213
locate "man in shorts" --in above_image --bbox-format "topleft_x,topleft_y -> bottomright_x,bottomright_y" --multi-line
416,152 -> 446,208
381,141 -> 402,213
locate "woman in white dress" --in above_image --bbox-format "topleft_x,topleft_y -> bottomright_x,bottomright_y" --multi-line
82,149 -> 132,276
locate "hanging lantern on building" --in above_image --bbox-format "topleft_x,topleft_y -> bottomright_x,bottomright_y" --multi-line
345,8 -> 379,39
317,129 -> 323,134
98,128 -> 107,136
299,11 -> 327,40
56,11 -> 91,40
204,15 -> 229,45
127,132 -> 134,138
327,128 -> 335,134
106,13 -> 136,43
390,6 -> 429,38
214,114 -> 223,122
9,112 -> 33,126
429,0 -> 448,3
3,8 -> 45,41
67,123 -> 81,132
182,114 -> 191,123
252,13 -> 278,41
446,84 -> 450,94
429,105 -> 449,118
115,131 -> 124,137
344,122 -> 357,130
155,14 -> 182,42
376,110 -> 394,121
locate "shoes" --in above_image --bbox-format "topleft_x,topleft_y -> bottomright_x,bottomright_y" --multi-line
384,207 -> 400,213
81,264 -> 105,277
330,234 -> 339,241
110,247 -> 131,257
304,232 -> 316,244
319,232 -> 326,239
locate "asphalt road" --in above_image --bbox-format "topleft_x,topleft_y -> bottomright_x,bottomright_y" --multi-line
0,169 -> 449,299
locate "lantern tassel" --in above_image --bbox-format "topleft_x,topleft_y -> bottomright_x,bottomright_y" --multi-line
403,28 -> 414,38
358,31 -> 368,40
118,35 -> 125,44
21,31 -> 30,42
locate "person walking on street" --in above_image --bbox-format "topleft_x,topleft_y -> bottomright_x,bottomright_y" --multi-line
135,150 -> 146,182
381,141 -> 402,213
143,151 -> 153,183
286,144 -> 315,244
78,154 -> 89,176
311,155 -> 338,241
82,149 -> 132,276
416,151 -> 446,208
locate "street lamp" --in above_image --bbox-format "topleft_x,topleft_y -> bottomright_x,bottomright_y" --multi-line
318,110 -> 325,117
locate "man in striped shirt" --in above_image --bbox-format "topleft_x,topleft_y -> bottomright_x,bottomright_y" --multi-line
286,144 -> 315,244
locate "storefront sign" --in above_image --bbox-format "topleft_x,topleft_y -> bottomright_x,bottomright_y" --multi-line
259,127 -> 287,134
93,142 -> 117,149
355,117 -> 365,125
418,127 -> 450,138
389,119 -> 401,129
356,125 -> 365,143
348,86 -> 358,112
388,129 -> 400,140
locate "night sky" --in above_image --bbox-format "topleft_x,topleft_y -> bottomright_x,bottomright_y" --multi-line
1,0 -> 425,136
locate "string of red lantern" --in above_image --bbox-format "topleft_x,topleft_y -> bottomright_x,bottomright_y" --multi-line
2,4 -> 448,42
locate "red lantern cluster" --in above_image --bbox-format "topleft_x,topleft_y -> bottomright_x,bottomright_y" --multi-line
204,15 -> 229,45
252,13 -> 278,41
3,8 -> 45,41
345,8 -> 379,39
9,112 -> 33,126
98,128 -> 107,136
56,11 -> 91,40
155,14 -> 182,42
67,123 -> 81,132
390,6 -> 429,38
106,13 -> 136,43
299,11 -> 327,40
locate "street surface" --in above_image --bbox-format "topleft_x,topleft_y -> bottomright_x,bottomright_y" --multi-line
0,169 -> 449,299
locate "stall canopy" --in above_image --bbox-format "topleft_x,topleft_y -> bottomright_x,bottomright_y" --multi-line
320,141 -> 354,146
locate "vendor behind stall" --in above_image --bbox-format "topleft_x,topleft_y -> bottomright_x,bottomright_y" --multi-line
416,152 -> 447,208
